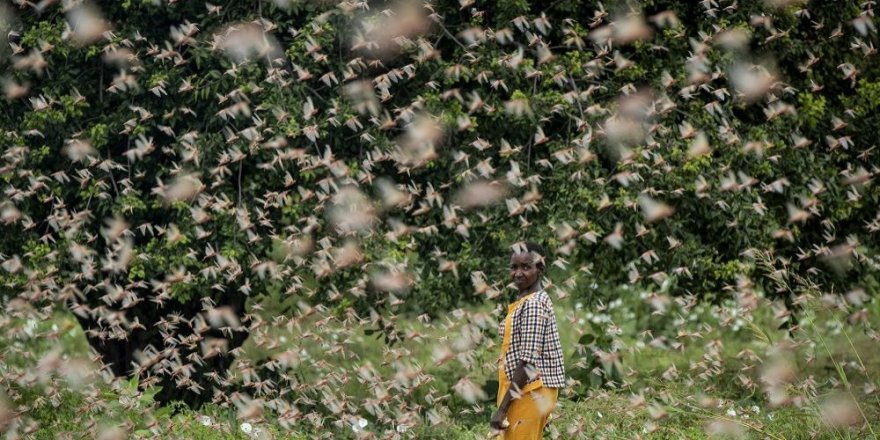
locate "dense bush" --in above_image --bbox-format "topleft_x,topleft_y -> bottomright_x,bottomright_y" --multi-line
0,0 -> 878,413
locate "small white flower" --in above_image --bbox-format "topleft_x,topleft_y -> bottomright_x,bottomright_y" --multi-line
751,405 -> 760,414
351,418 -> 368,433
24,319 -> 37,336
200,415 -> 212,426
240,422 -> 253,434
726,408 -> 737,417
396,424 -> 408,433
597,411 -> 603,419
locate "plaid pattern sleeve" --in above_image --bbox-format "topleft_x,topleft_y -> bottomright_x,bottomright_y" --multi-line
514,297 -> 547,365
504,290 -> 566,388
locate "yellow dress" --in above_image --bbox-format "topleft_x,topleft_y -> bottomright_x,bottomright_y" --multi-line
496,293 -> 559,439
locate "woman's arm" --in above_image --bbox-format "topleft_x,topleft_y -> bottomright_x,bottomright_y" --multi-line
490,360 -> 536,429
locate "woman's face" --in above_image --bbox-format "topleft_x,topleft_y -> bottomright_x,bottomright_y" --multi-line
510,252 -> 542,291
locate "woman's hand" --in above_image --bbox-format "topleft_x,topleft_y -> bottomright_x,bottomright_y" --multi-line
490,410 -> 509,431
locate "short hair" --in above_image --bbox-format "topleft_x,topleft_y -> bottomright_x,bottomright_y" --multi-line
511,240 -> 546,270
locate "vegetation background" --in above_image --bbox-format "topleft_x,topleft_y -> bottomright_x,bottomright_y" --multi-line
1,0 -> 879,438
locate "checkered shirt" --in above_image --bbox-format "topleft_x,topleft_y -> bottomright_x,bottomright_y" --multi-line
499,289 -> 566,388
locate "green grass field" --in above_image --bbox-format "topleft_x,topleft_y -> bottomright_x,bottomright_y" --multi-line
4,291 -> 880,439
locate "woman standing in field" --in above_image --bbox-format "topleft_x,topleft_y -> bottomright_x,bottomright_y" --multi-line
490,241 -> 565,439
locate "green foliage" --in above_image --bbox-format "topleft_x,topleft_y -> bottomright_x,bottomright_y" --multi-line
571,321 -> 623,391
798,92 -> 827,130
2,0 -> 880,433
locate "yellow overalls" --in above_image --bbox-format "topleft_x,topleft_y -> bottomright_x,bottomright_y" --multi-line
496,293 -> 559,439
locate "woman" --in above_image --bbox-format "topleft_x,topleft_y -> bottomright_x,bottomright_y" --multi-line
491,241 -> 565,439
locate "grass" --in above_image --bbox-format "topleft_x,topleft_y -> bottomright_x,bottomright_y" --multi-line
3,290 -> 880,439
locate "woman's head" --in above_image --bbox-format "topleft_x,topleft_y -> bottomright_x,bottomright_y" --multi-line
510,241 -> 545,292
